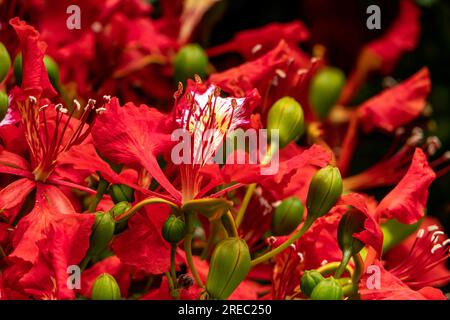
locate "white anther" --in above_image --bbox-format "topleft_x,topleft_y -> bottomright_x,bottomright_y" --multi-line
442,239 -> 450,246
320,259 -> 328,266
427,225 -> 439,232
416,229 -> 425,238
272,200 -> 282,208
431,231 -> 445,243
297,69 -> 307,76
73,99 -> 81,110
268,236 -> 277,245
96,107 -> 106,114
29,96 -> 37,104
290,244 -> 297,251
103,95 -> 111,103
251,44 -> 262,55
275,69 -> 287,79
91,22 -> 102,33
431,244 -> 442,254
297,252 -> 304,263
39,104 -> 48,111
395,127 -> 405,136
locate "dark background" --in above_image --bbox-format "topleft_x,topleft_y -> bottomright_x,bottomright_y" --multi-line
207,0 -> 450,234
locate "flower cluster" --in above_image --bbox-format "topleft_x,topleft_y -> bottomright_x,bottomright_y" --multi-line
0,0 -> 448,300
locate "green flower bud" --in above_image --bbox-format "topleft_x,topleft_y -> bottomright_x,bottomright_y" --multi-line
300,270 -> 325,297
43,55 -> 60,88
272,196 -> 304,236
162,215 -> 186,244
206,238 -> 251,300
0,90 -> 8,121
13,53 -> 60,88
309,67 -> 346,119
174,44 -> 209,84
267,97 -> 305,149
306,166 -> 342,220
109,184 -> 135,203
109,201 -> 131,234
91,273 -> 121,300
0,42 -> 11,83
310,277 -> 343,300
338,209 -> 366,256
88,212 -> 115,257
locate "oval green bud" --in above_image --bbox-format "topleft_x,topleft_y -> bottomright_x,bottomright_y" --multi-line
310,277 -> 343,300
13,53 -> 60,88
0,90 -> 8,121
109,201 -> 131,234
91,273 -> 121,300
162,215 -> 186,244
0,42 -> 11,83
174,44 -> 209,84
300,270 -> 325,297
267,97 -> 305,149
338,209 -> 366,256
272,196 -> 304,236
306,166 -> 343,220
88,212 -> 115,257
109,184 -> 135,203
206,238 -> 251,300
309,67 -> 346,119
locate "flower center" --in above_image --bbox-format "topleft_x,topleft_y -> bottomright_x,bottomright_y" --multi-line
18,95 -> 107,181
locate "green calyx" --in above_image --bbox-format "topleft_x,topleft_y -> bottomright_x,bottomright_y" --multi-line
174,44 -> 209,84
0,42 -> 11,83
91,273 -> 122,300
309,66 -> 346,119
300,270 -> 325,297
306,165 -> 343,221
206,238 -> 251,300
109,184 -> 135,203
88,212 -> 115,257
0,90 -> 8,121
162,215 -> 186,244
310,277 -> 343,300
267,96 -> 305,149
272,196 -> 304,236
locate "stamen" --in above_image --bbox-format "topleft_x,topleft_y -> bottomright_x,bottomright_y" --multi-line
73,99 -> 81,110
431,244 -> 442,254
275,69 -> 287,79
251,44 -> 262,54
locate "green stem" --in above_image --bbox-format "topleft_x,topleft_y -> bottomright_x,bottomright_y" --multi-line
317,261 -> 354,277
200,220 -> 220,260
87,178 -> 109,212
170,244 -> 178,288
165,272 -> 179,299
221,210 -> 239,238
250,218 -> 313,267
114,197 -> 178,222
351,253 -> 364,297
184,212 -> 204,288
334,249 -> 352,278
235,183 -> 256,227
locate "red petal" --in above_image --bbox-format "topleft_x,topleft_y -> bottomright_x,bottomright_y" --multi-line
365,0 -> 420,74
112,203 -> 185,275
0,178 -> 35,222
375,148 -> 436,224
207,21 -> 309,60
358,68 -> 431,133
92,98 -> 181,202
359,260 -> 445,300
9,18 -> 57,98
8,184 -> 95,299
